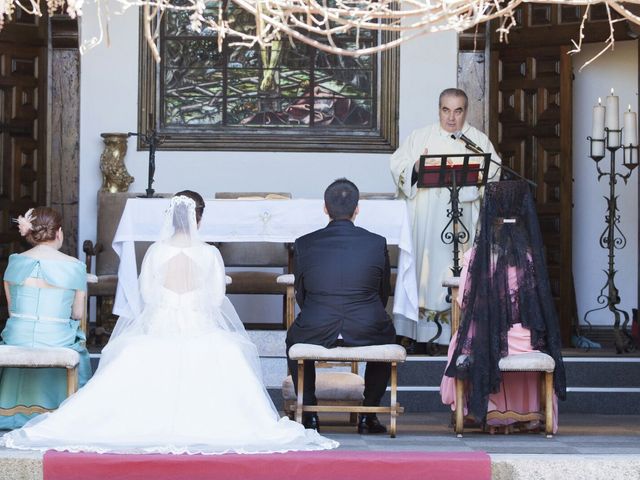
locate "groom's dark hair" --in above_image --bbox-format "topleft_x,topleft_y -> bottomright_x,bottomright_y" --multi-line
324,178 -> 359,220
174,190 -> 205,223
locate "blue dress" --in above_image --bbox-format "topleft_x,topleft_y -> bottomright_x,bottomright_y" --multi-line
0,254 -> 92,429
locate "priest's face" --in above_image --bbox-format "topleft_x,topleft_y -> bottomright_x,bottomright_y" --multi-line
439,95 -> 467,133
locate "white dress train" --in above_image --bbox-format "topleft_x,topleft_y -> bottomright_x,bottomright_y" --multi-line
2,240 -> 338,454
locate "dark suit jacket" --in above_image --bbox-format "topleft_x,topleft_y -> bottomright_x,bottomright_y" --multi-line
286,219 -> 396,348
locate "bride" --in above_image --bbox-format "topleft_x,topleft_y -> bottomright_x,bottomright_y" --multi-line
2,191 -> 338,455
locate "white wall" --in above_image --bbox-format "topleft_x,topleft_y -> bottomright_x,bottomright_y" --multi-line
78,6 -> 457,250
78,4 -> 457,323
79,6 -> 640,327
572,40 -> 639,326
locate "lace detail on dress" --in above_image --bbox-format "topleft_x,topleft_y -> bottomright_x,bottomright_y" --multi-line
445,180 -> 566,423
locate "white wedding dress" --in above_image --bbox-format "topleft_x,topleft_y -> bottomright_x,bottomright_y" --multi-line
2,197 -> 338,455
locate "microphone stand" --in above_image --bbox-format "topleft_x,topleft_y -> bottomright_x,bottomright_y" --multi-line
452,135 -> 538,187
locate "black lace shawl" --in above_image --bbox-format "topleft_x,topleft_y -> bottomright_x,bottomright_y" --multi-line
445,180 -> 566,422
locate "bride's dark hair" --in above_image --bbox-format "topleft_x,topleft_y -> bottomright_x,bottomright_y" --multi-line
173,190 -> 205,223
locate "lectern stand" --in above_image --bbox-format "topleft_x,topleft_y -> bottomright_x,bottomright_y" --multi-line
417,153 -> 491,277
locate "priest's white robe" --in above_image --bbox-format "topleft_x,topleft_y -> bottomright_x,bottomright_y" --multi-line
390,122 -> 501,341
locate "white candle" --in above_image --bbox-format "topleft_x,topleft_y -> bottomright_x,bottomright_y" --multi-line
605,88 -> 619,129
592,97 -> 606,156
624,105 -> 637,146
605,88 -> 620,147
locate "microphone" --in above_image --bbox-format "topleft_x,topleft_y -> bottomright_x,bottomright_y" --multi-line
451,131 -> 484,154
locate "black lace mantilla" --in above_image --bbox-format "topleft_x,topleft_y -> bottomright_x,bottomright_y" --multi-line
445,180 -> 566,422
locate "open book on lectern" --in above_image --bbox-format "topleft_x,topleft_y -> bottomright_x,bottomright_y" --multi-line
417,153 -> 491,189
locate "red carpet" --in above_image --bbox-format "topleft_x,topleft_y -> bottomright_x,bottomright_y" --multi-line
44,450 -> 490,480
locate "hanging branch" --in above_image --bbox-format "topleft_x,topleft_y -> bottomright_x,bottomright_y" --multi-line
1,0 -> 639,64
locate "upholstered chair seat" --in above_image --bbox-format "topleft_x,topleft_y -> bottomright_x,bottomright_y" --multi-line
282,371 -> 364,402
286,343 -> 406,437
498,352 -> 555,372
0,346 -> 80,369
288,344 -> 407,363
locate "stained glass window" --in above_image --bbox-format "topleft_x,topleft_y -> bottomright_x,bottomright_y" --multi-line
138,6 -> 398,152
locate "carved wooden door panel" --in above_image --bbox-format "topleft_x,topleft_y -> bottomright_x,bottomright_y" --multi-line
490,46 -> 573,343
0,15 -> 48,322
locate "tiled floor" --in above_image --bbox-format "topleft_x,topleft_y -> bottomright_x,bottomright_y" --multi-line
1,413 -> 640,480
315,412 -> 640,455
2,412 -> 639,455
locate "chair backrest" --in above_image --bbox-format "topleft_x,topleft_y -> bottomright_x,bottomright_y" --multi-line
95,192 -> 137,276
359,192 -> 398,284
95,192 -> 170,276
214,192 -> 292,200
388,244 -> 399,269
81,287 -> 88,339
217,242 -> 292,269
359,192 -> 396,200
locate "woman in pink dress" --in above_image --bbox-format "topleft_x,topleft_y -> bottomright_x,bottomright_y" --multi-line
440,181 -> 565,433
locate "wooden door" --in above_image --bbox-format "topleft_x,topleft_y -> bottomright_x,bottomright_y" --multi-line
0,13 -> 48,322
490,46 -> 573,343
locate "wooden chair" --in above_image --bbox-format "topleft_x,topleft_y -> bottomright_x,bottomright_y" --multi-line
278,273 -> 363,425
282,359 -> 363,426
214,192 -> 293,328
277,243 -> 399,333
278,244 -> 402,428
83,192 -> 168,341
443,277 -> 556,438
0,289 -> 89,417
288,343 -> 406,437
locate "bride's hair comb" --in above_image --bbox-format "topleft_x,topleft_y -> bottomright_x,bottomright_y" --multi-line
170,195 -> 196,209
172,190 -> 206,223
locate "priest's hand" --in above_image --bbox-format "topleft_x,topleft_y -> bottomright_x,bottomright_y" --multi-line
413,147 -> 429,172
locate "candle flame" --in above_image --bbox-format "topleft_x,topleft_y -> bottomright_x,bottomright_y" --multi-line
598,97 -> 602,105
611,88 -> 615,94
629,104 -> 632,112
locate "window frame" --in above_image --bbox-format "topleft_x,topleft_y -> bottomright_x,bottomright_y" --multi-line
137,12 -> 399,153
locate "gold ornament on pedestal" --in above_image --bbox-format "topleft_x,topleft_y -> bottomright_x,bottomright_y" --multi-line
99,133 -> 134,193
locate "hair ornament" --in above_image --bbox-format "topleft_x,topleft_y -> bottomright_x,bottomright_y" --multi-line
15,208 -> 35,237
169,195 -> 196,209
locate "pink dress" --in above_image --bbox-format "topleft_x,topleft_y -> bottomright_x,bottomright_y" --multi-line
439,250 -> 558,432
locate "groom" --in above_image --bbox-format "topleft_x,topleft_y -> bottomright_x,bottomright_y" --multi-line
286,178 -> 396,434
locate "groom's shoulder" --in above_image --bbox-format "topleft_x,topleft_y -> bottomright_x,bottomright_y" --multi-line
295,227 -> 325,245
353,226 -> 386,248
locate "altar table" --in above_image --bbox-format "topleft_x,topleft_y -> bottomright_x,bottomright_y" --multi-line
111,198 -> 419,329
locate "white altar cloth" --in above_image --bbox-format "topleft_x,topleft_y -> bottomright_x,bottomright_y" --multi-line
112,198 -> 419,329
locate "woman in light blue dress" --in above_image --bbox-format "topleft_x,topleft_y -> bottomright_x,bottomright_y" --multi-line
0,207 -> 92,429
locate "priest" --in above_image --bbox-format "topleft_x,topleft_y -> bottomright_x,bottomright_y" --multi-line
390,88 -> 501,343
